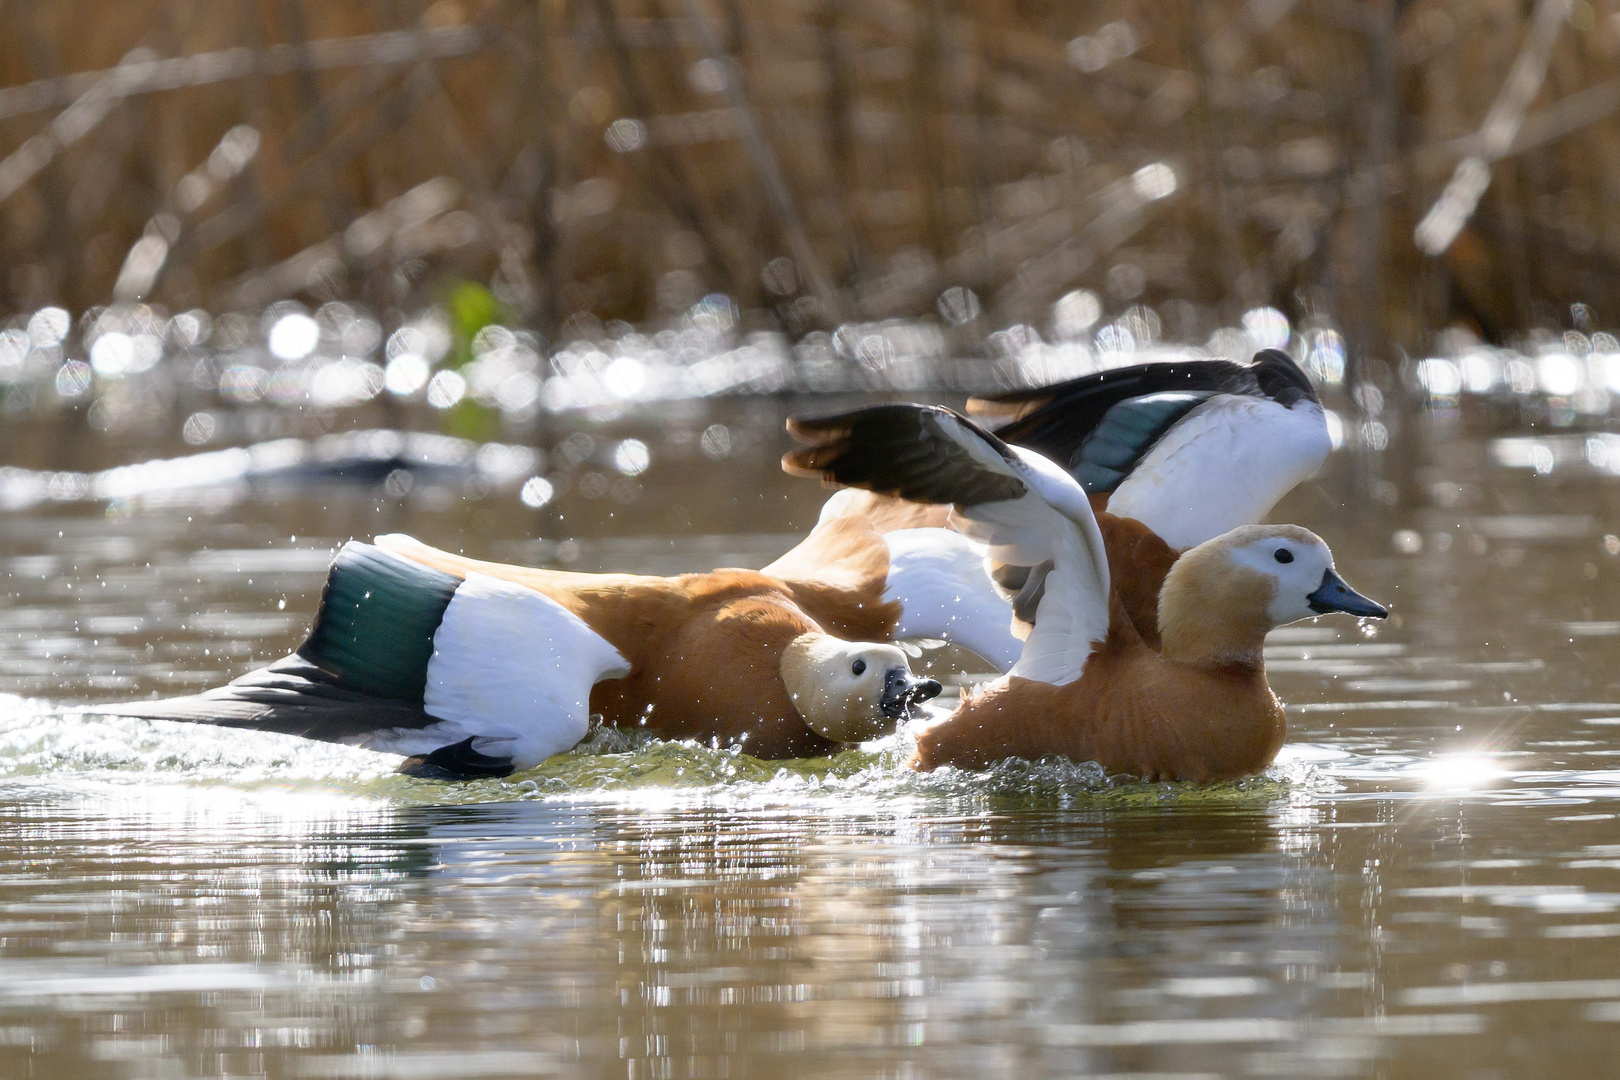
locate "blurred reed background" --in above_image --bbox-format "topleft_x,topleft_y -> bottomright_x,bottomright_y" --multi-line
1,0 -> 1619,494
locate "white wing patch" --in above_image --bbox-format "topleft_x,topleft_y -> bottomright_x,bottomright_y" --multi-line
1007,525 -> 1110,686
943,441 -> 1112,687
881,528 -> 1021,672
1107,397 -> 1330,550
365,573 -> 630,771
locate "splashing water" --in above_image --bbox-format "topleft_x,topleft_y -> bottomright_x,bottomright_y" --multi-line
0,701 -> 1312,814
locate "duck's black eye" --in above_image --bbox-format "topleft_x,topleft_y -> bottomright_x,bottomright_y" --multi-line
1274,549 -> 1294,564
851,659 -> 866,676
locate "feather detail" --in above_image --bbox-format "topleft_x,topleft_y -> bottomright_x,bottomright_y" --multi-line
881,528 -> 1022,671
417,573 -> 631,771
1106,396 -> 1330,550
296,541 -> 459,702
786,403 -> 1112,686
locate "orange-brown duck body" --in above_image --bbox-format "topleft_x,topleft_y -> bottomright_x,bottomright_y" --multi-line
783,404 -> 1386,783
376,536 -> 936,759
913,545 -> 1291,782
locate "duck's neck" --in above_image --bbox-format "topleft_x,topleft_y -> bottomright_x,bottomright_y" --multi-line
1158,614 -> 1269,669
1157,562 -> 1273,671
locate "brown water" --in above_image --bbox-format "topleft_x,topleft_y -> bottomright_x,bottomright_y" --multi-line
3,410 -> 1620,1079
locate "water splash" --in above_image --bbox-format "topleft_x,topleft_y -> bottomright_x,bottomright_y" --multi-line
1,702 -> 1309,813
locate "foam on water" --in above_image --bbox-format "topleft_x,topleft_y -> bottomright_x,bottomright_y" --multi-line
0,696 -> 395,790
0,696 -> 1320,813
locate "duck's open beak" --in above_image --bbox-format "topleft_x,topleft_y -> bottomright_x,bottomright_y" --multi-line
881,668 -> 944,719
1307,568 -> 1389,618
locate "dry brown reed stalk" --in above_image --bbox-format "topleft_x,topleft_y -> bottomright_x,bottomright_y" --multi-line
0,0 -> 1617,368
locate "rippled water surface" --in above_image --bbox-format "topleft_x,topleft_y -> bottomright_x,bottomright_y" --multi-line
4,415 -> 1620,1079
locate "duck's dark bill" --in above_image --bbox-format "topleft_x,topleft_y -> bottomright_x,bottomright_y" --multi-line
881,669 -> 945,719
1307,568 -> 1389,618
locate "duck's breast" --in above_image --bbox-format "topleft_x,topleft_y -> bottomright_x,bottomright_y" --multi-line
912,650 -> 1284,782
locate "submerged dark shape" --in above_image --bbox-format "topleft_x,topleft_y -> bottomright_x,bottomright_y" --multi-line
399,737 -> 517,780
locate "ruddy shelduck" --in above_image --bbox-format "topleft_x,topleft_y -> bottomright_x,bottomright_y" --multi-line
783,402 -> 1386,782
109,534 -> 942,777
772,349 -> 1335,661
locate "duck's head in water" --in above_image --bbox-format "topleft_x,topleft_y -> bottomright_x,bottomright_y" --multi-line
780,633 -> 943,744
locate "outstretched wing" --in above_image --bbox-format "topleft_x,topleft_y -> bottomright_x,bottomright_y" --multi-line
972,356 -> 1257,453
787,404 -> 1032,507
786,404 -> 1110,685
102,540 -> 632,776
975,350 -> 1328,548
1105,393 -> 1330,550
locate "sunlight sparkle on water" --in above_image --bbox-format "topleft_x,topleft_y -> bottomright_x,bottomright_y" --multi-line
1417,752 -> 1507,791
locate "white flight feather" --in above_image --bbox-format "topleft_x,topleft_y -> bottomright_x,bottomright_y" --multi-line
881,528 -> 1022,672
364,573 -> 630,771
1107,396 -> 1330,550
928,413 -> 1112,686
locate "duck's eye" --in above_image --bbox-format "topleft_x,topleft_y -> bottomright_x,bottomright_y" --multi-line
1274,549 -> 1294,564
851,659 -> 867,676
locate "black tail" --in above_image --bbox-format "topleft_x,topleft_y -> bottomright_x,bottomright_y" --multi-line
91,541 -> 500,778
99,654 -> 437,743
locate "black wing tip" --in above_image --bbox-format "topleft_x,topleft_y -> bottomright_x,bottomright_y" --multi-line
784,412 -> 850,442
783,403 -> 949,458
781,446 -> 847,484
980,351 -> 1319,444
397,736 -> 515,781
970,358 -> 1256,435
1248,348 -> 1320,404
782,402 -> 1025,506
782,410 -> 859,482
786,402 -> 953,435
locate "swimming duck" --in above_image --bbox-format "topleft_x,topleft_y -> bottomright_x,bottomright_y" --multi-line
108,534 -> 943,778
782,402 -> 1386,781
775,350 -> 1334,659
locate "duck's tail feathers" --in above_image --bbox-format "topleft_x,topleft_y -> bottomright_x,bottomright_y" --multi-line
108,540 -> 459,739
95,653 -> 443,743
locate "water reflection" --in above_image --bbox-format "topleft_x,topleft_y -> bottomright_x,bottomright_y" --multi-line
4,412 -> 1620,1076
0,791 -> 1347,1078
14,773 -> 1605,1078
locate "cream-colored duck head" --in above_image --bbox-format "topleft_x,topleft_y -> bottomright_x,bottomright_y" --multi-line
780,633 -> 943,743
1159,524 -> 1388,665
